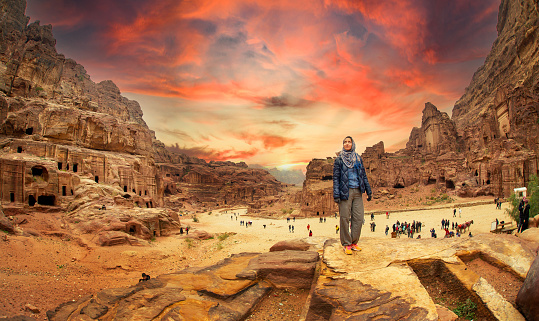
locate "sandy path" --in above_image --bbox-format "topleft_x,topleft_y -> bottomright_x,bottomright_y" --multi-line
193,201 -> 512,252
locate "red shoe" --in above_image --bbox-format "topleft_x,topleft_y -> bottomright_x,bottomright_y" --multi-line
351,244 -> 361,251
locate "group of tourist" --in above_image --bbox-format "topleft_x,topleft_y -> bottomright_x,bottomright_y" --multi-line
494,197 -> 503,209
179,226 -> 189,235
389,220 -> 423,238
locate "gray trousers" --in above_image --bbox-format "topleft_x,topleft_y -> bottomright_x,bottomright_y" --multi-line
339,188 -> 365,246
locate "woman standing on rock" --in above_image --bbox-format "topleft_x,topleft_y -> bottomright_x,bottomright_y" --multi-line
333,136 -> 372,255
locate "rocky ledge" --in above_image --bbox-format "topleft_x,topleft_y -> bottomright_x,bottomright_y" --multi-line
41,230 -> 539,321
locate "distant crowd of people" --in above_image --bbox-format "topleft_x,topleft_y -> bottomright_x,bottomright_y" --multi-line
389,220 -> 423,238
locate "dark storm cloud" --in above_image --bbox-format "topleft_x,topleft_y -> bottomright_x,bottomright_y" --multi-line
422,0 -> 499,63
188,19 -> 218,36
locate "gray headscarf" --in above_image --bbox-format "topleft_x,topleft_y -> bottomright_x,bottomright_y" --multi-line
340,136 -> 359,168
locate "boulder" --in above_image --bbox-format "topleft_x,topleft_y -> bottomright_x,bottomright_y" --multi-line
269,239 -> 311,252
190,230 -> 212,240
0,217 -> 14,233
97,231 -> 143,247
24,303 -> 40,314
516,255 -> 539,321
237,250 -> 319,289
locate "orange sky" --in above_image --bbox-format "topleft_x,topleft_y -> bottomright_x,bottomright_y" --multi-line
26,0 -> 499,170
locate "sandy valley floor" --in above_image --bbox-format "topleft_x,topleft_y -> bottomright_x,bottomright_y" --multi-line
0,200 -> 517,320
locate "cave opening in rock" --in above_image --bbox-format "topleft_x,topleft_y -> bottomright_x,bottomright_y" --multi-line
94,176 -> 99,183
25,127 -> 33,135
321,175 -> 332,181
58,162 -> 62,170
28,195 -> 36,206
164,186 -> 172,195
426,177 -> 436,185
17,146 -> 23,153
62,186 -> 66,196
10,192 -> 15,202
31,166 -> 49,182
37,195 -> 55,206
124,186 -> 127,192
73,163 -> 78,172
446,180 -> 455,189
393,183 -> 404,188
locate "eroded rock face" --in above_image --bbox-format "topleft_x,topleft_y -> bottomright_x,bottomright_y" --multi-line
0,0 -> 166,225
0,138 -> 162,211
449,0 -> 539,196
66,204 -> 181,244
0,3 -> 150,134
47,253 -> 274,320
50,233 -> 534,320
159,161 -> 285,211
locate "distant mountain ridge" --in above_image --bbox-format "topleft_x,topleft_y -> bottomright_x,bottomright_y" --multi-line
250,165 -> 305,185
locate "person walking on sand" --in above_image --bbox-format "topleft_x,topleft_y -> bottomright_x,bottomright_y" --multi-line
333,136 -> 372,255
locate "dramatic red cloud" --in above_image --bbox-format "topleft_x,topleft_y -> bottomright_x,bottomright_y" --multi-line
167,144 -> 258,162
237,132 -> 297,150
25,0 -> 500,167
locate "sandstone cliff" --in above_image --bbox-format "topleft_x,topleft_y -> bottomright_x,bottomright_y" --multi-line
301,0 -> 539,217
0,0 -> 286,226
0,0 -> 164,212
